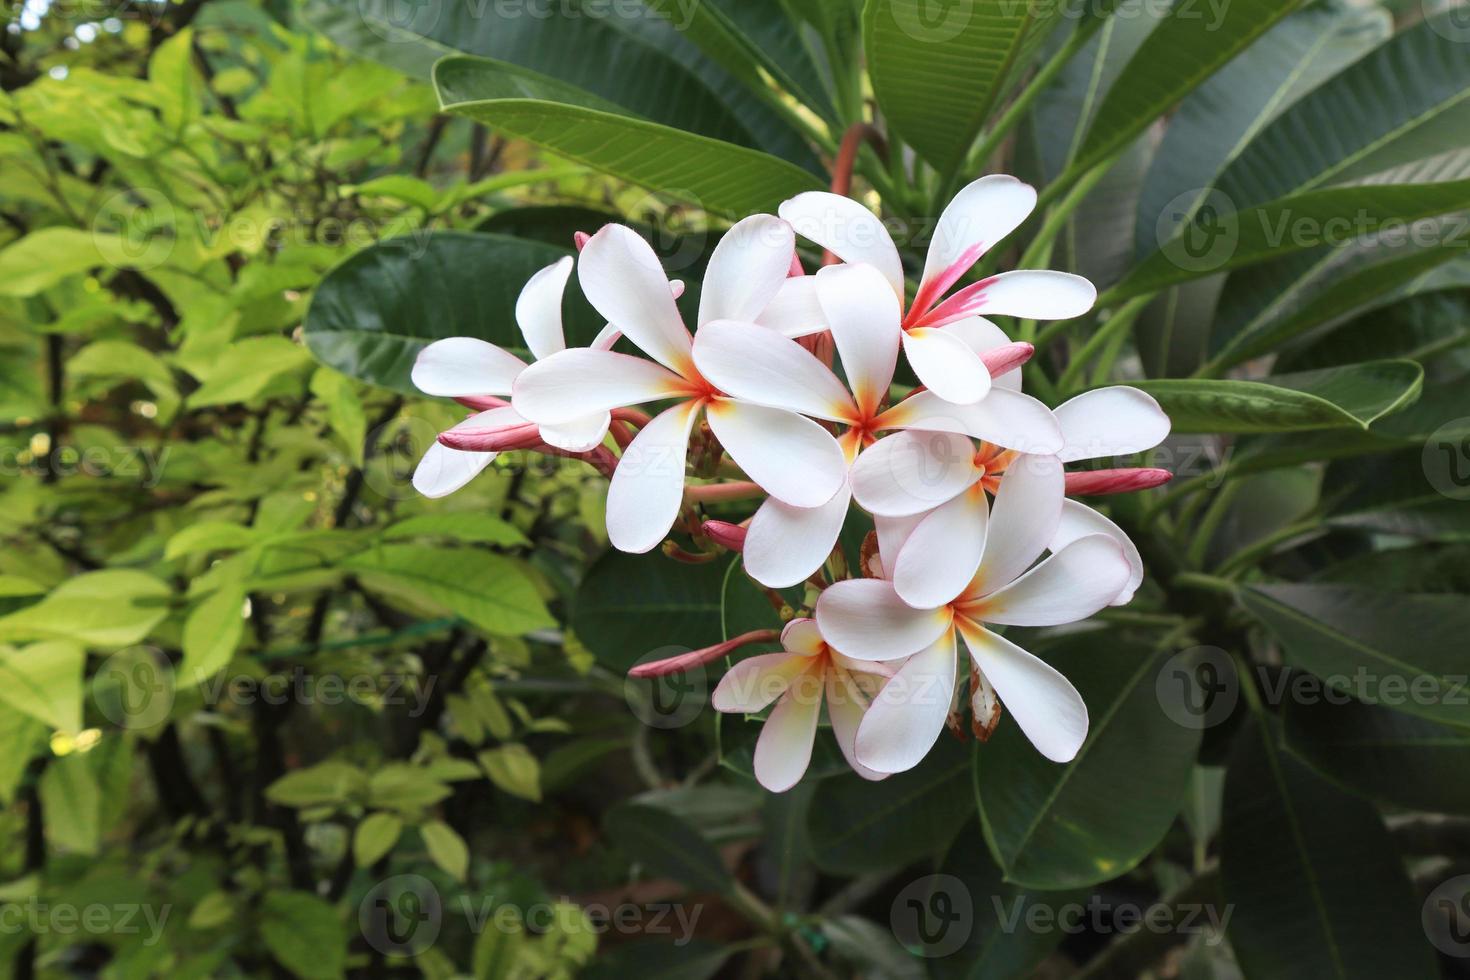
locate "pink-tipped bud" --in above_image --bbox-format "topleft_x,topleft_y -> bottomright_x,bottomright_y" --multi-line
980,342 -> 1034,379
787,253 -> 805,277
627,628 -> 778,679
1065,467 -> 1172,496
703,520 -> 748,552
453,394 -> 510,412
573,231 -> 591,251
438,422 -> 542,452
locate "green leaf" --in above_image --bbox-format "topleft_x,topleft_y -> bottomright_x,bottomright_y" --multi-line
0,640 -> 85,734
436,94 -> 824,219
582,941 -> 730,980
808,736 -> 972,874
383,514 -> 528,547
304,231 -> 593,394
310,368 -> 367,467
352,812 -> 403,868
864,0 -> 1060,173
0,713 -> 46,806
0,228 -> 146,298
1071,0 -> 1298,175
604,802 -> 733,894
820,915 -> 924,978
1284,692 -> 1470,815
40,752 -> 100,855
1220,719 -> 1435,979
421,819 -> 470,881
367,763 -> 453,811
165,522 -> 259,561
265,761 -> 368,808
1278,282 -> 1470,372
976,644 -> 1199,890
1128,360 -> 1423,434
180,583 -> 246,683
187,891 -> 237,931
1241,583 -> 1470,728
432,54 -> 630,116
260,891 -> 348,980
184,337 -> 313,409
571,550 -> 727,672
472,910 -> 526,980
0,570 -> 171,648
342,545 -> 554,637
303,0 -> 820,169
478,744 -> 542,802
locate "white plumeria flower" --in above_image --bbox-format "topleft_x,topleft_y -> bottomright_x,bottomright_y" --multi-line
513,217 -> 847,554
693,262 -> 1062,588
814,475 -> 1132,774
409,256 -> 621,498
779,174 -> 1095,404
711,618 -> 895,792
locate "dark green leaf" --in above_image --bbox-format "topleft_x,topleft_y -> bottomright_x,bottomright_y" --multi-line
604,803 -> 733,894
343,545 -> 555,637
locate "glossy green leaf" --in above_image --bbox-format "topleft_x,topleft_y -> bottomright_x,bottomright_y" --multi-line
1242,583 -> 1470,728
1278,277 -> 1470,372
1220,719 -> 1434,980
865,0 -> 1061,173
807,736 -> 972,874
437,94 -> 823,219
1071,0 -> 1298,175
1128,360 -> 1423,434
1284,692 -> 1470,815
571,551 -> 728,672
304,231 -> 595,394
976,644 -> 1198,889
604,803 -> 733,894
343,545 -> 555,637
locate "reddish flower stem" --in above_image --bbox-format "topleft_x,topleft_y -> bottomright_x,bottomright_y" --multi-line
627,629 -> 781,678
1064,467 -> 1172,496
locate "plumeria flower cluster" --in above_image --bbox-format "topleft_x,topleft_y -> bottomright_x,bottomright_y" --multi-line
411,175 -> 1172,793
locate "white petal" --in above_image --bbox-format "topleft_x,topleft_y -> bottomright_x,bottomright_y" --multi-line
711,652 -> 809,713
512,348 -> 685,425
778,192 -> 904,300
970,454 -> 1064,597
515,256 -> 573,361
706,400 -> 846,508
412,442 -> 494,498
578,224 -> 693,373
893,485 -> 989,610
698,214 -> 795,328
1052,500 -> 1144,606
780,618 -> 826,657
958,624 -> 1087,763
755,275 -> 827,338
753,671 -> 823,792
942,317 -> 1021,390
744,484 -> 851,588
815,578 -> 953,662
827,668 -> 888,781
902,328 -> 992,405
590,322 -> 622,351
913,175 -> 1036,318
814,263 -> 902,417
970,270 -> 1096,320
975,533 -> 1131,627
692,319 -> 854,422
874,512 -> 925,576
1054,386 -> 1171,463
605,401 -> 700,553
537,412 -> 610,452
879,388 -> 1062,456
412,338 -> 526,397
849,430 -> 982,517
853,631 -> 958,774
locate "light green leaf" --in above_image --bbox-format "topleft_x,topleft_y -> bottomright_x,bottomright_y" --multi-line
0,228 -> 140,297
0,570 -> 171,648
309,367 -> 367,467
1128,360 -> 1423,434
0,713 -> 46,805
383,514 -> 528,547
165,521 -> 259,561
342,545 -> 554,637
353,812 -> 404,868
0,640 -> 85,734
367,763 -> 453,811
347,175 -> 441,211
478,744 -> 541,802
187,890 -> 236,930
472,910 -> 526,980
265,761 -> 368,809
180,583 -> 246,683
40,752 -> 100,855
260,891 -> 347,980
421,819 -> 470,881
184,336 -> 313,408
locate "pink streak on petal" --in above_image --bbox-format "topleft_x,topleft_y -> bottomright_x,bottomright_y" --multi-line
905,242 -> 987,328
914,277 -> 993,329
626,628 -> 779,678
1064,467 -> 1172,496
980,342 -> 1034,378
787,252 -> 805,277
438,422 -> 542,452
703,520 -> 748,552
454,394 -> 510,411
573,231 -> 591,251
